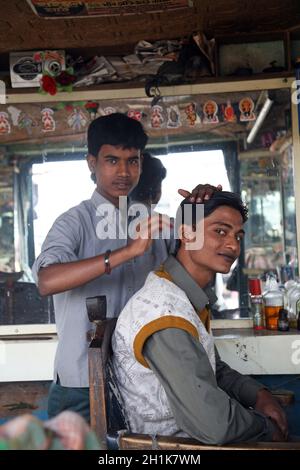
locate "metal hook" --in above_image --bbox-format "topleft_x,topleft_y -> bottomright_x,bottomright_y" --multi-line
151,87 -> 162,107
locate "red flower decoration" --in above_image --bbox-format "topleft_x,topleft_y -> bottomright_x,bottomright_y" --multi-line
56,71 -> 76,86
41,75 -> 57,96
84,101 -> 99,112
33,52 -> 42,62
65,104 -> 74,113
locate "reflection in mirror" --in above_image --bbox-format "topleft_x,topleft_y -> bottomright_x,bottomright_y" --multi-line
0,84 -> 297,324
0,167 -> 14,271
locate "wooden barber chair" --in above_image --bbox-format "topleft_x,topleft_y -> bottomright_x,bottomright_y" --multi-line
87,296 -> 300,451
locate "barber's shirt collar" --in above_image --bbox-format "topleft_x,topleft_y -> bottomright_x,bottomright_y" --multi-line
91,190 -> 129,227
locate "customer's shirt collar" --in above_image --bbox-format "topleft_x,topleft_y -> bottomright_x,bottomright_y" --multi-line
163,255 -> 217,311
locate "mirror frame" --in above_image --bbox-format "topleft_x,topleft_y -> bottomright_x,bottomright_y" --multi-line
2,76 -> 299,332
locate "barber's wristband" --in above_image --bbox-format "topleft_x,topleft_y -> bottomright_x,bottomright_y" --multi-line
104,250 -> 112,275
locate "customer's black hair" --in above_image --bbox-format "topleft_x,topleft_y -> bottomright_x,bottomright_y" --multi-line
88,112 -> 148,157
130,153 -> 166,202
175,191 -> 248,250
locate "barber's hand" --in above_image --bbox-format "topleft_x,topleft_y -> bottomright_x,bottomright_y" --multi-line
255,389 -> 288,440
178,184 -> 222,203
128,214 -> 173,257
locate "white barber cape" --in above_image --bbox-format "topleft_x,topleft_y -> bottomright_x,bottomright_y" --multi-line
112,271 -> 216,436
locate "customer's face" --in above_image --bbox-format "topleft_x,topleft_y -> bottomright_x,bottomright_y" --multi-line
189,206 -> 244,275
87,144 -> 141,206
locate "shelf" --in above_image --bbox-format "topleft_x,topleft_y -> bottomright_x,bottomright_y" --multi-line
215,31 -> 291,78
239,149 -> 280,160
2,75 -> 294,105
242,176 -> 279,181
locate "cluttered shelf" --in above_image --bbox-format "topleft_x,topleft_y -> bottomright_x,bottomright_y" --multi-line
4,72 -> 294,105
2,31 -> 296,104
5,71 -> 294,94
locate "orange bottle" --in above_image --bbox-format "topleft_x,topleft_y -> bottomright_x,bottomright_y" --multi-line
263,278 -> 284,330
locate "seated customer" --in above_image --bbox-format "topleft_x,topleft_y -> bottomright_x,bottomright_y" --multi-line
112,191 -> 288,445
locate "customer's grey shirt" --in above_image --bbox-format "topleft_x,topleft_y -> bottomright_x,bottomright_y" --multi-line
143,255 -> 275,444
32,190 -> 174,387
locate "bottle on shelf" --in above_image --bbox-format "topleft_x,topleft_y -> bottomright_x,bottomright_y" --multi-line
287,282 -> 300,328
295,57 -> 300,133
278,308 -> 289,331
248,278 -> 264,330
263,274 -> 284,330
296,298 -> 300,331
284,279 -> 297,307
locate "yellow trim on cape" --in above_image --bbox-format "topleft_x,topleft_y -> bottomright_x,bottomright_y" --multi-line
133,315 -> 199,368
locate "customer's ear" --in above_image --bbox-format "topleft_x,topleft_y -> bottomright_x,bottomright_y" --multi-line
180,224 -> 196,245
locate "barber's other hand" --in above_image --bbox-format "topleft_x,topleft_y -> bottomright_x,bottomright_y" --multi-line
255,389 -> 288,440
178,184 -> 222,203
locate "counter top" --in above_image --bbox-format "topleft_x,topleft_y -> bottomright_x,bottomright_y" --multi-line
1,321 -> 300,381
213,327 -> 300,375
213,327 -> 300,338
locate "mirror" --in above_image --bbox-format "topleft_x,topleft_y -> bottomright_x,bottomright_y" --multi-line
0,79 -> 297,324
0,167 -> 13,271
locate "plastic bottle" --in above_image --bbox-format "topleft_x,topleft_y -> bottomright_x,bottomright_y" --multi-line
263,276 -> 284,330
295,58 -> 300,133
287,282 -> 300,328
248,278 -> 264,330
282,279 -> 296,314
296,298 -> 300,330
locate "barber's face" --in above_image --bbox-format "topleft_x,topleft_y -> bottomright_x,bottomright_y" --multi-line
87,144 -> 141,206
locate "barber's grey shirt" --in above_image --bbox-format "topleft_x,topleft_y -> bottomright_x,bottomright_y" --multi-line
32,190 -> 174,387
143,255 -> 275,444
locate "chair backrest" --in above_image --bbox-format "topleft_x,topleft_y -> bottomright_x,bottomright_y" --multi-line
88,317 -> 300,451
88,317 -> 129,449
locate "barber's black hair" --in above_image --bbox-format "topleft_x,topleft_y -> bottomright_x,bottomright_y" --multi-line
88,112 -> 148,157
130,153 -> 166,202
175,191 -> 248,251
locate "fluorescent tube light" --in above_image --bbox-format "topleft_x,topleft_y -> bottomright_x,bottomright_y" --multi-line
246,97 -> 273,144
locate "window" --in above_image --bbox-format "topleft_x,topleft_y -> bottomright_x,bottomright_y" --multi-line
32,149 -> 237,311
156,150 -> 230,217
32,160 -> 94,257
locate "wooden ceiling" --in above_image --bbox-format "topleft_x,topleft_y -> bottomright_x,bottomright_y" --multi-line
1,0 -> 300,54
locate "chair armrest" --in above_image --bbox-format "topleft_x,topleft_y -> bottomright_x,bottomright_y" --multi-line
118,432 -> 300,450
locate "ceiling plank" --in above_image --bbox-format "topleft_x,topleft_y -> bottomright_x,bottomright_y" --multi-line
0,0 -> 300,53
